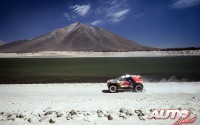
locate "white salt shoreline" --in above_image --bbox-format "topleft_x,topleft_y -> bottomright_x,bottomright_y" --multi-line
0,50 -> 200,58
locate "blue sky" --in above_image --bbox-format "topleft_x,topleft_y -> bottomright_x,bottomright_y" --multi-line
0,0 -> 200,48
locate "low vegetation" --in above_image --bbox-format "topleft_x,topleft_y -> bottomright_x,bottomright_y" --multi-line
0,56 -> 200,83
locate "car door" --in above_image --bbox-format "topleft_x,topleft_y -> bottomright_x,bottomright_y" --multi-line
119,78 -> 131,87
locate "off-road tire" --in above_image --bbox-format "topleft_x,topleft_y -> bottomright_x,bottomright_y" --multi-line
109,85 -> 118,93
134,84 -> 143,92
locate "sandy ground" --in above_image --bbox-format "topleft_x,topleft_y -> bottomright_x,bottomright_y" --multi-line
0,50 -> 200,57
0,82 -> 200,125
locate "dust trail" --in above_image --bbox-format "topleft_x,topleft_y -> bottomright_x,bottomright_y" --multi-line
143,76 -> 194,83
144,82 -> 200,94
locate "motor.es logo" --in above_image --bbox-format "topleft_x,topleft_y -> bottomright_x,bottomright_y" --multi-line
147,109 -> 197,125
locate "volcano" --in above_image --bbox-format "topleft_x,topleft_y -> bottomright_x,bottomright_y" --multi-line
0,22 -> 153,53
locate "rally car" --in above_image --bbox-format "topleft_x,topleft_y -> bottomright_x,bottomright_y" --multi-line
107,74 -> 143,93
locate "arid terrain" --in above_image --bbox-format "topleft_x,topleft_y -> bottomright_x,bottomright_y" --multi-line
0,1 -> 199,125
0,82 -> 199,125
0,23 -> 153,53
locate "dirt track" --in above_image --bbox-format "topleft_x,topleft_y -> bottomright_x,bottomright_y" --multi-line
0,82 -> 199,125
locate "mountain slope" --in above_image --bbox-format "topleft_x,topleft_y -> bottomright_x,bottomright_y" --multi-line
0,22 -> 153,53
0,40 -> 6,46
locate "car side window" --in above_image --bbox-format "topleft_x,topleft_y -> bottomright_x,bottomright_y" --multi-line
128,77 -> 133,82
126,78 -> 131,82
119,78 -> 129,82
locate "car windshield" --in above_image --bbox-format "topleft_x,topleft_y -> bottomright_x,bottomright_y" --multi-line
116,76 -> 122,80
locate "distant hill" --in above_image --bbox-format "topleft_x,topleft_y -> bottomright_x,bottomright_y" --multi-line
161,47 -> 200,51
0,40 -> 6,46
0,22 -> 154,53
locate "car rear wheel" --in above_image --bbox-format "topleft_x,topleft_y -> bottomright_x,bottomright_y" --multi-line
134,84 -> 143,92
109,85 -> 118,93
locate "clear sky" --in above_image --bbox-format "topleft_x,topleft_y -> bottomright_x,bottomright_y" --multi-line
0,0 -> 200,48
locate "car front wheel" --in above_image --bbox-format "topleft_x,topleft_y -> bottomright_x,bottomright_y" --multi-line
109,85 -> 118,93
